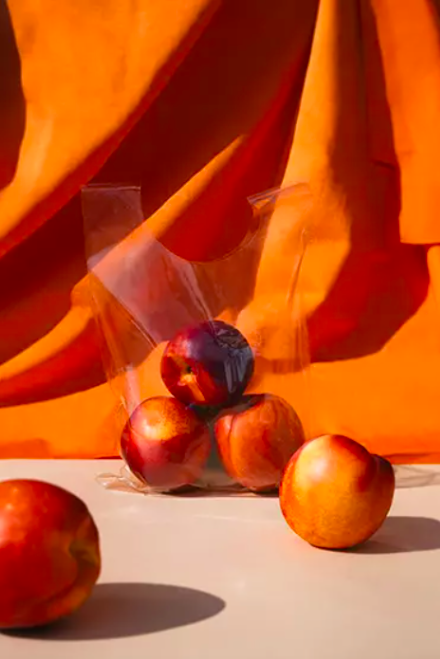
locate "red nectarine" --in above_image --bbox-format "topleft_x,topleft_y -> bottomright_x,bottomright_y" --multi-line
121,396 -> 211,491
0,480 -> 100,629
280,434 -> 396,549
160,320 -> 254,407
214,394 -> 304,492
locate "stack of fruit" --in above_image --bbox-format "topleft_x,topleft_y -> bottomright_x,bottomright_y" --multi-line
121,320 -> 305,494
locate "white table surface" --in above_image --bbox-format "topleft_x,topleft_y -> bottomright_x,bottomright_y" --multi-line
1,460 -> 440,659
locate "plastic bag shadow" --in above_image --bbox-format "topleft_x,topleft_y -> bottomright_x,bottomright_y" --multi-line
394,465 -> 440,489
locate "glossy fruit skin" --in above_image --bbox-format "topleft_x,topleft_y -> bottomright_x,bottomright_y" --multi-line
160,320 -> 254,407
121,396 -> 211,491
214,393 -> 305,492
280,434 -> 396,549
0,480 -> 100,629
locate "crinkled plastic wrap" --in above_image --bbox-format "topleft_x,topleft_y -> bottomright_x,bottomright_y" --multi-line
81,183 -> 313,495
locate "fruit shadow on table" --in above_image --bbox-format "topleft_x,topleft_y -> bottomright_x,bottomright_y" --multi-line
351,515 -> 440,555
3,583 -> 226,641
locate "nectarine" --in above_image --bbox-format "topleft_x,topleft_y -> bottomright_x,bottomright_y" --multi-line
160,320 -> 254,406
0,480 -> 100,629
280,434 -> 395,549
121,396 -> 211,491
214,394 -> 304,492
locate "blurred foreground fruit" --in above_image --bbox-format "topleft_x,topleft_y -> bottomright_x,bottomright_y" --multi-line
215,394 -> 304,492
121,396 -> 211,491
280,435 -> 395,549
0,480 -> 100,629
161,320 -> 254,407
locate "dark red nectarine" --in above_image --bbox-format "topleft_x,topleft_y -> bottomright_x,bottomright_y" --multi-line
214,394 -> 304,492
160,320 -> 254,407
0,480 -> 100,629
280,434 -> 396,549
121,396 -> 211,491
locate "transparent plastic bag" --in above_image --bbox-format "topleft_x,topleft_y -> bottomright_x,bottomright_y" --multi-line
81,182 -> 313,495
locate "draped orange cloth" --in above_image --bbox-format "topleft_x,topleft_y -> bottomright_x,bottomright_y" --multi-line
1,0 -> 440,461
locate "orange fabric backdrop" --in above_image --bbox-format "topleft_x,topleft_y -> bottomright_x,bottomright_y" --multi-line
1,0 -> 440,461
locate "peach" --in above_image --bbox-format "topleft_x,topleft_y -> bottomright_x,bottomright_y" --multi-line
0,480 -> 100,629
214,394 -> 304,492
280,434 -> 395,549
121,396 -> 211,491
160,320 -> 254,407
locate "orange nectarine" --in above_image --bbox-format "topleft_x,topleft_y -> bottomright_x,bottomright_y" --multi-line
0,480 -> 100,629
121,396 -> 211,491
280,434 -> 395,549
214,394 -> 304,492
